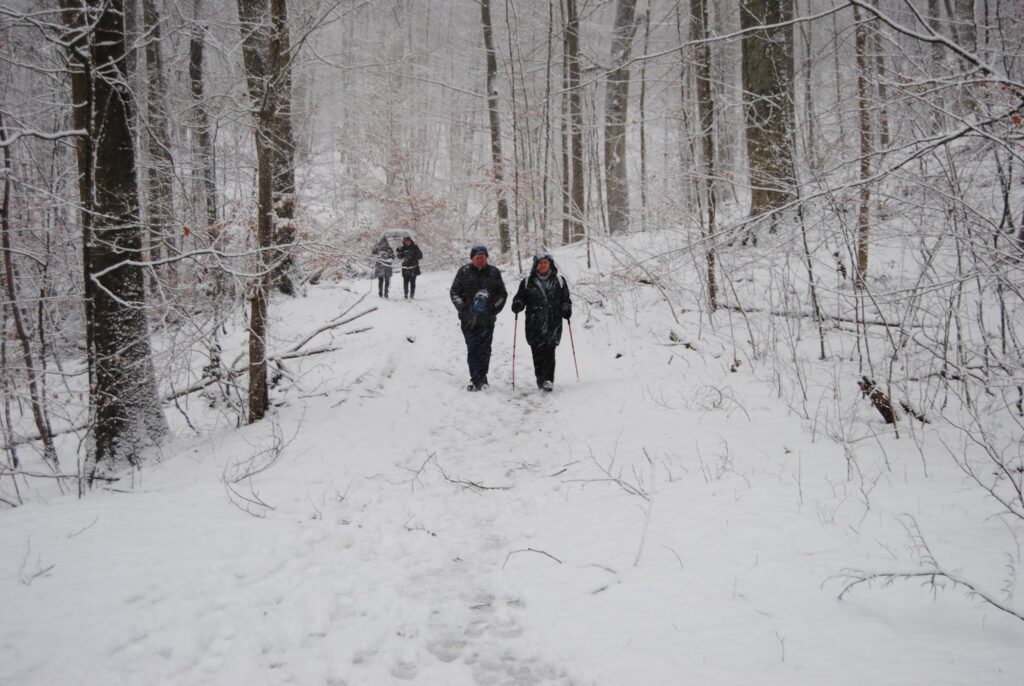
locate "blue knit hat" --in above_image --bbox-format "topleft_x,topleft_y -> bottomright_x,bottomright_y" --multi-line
470,244 -> 489,258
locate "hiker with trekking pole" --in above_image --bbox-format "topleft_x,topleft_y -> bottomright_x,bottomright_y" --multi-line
510,250 -> 573,392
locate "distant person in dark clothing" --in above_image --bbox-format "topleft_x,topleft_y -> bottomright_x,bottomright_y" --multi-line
371,237 -> 394,298
450,244 -> 507,391
511,251 -> 572,392
396,235 -> 423,299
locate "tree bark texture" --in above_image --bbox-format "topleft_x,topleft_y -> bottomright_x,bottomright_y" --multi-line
237,0 -> 297,296
740,0 -> 796,225
141,0 -> 176,265
638,7 -> 650,229
480,0 -> 511,254
692,0 -> 717,310
560,0 -> 571,245
248,129 -> 272,421
188,6 -> 218,231
60,0 -> 168,473
603,0 -> 637,235
238,0 -> 293,420
854,3 -> 871,287
565,0 -> 585,243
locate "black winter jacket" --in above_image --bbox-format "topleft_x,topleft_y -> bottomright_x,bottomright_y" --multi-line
450,263 -> 507,329
371,241 -> 394,279
511,257 -> 572,347
396,242 -> 423,275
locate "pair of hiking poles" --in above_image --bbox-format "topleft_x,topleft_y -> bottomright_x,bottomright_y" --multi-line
511,314 -> 579,390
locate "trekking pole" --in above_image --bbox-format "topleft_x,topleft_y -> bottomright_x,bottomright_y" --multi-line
512,314 -> 518,389
567,319 -> 580,381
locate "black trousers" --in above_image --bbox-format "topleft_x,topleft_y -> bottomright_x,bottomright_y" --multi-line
377,275 -> 390,297
461,322 -> 495,386
531,344 -> 556,386
402,271 -> 417,298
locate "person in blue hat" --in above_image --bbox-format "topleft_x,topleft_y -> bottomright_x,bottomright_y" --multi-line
449,244 -> 507,391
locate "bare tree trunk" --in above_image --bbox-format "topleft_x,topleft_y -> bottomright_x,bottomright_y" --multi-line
140,0 -> 176,267
832,12 -> 845,144
268,0 -> 297,294
740,0 -> 796,232
0,113 -> 59,471
638,7 -> 650,230
60,0 -> 168,473
927,0 -> 946,132
248,129 -> 272,422
189,1 -> 218,231
800,0 -> 818,169
541,0 -> 555,245
854,3 -> 872,287
603,0 -> 638,235
480,0 -> 511,254
560,0 -> 571,245
238,0 -> 292,420
503,0 -> 524,263
237,0 -> 297,296
566,0 -> 585,243
870,0 -> 890,150
692,0 -> 717,310
956,0 -> 977,49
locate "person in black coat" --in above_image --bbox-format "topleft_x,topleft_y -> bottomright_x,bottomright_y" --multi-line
395,236 -> 423,299
450,244 -> 507,391
510,250 -> 572,392
371,237 -> 395,298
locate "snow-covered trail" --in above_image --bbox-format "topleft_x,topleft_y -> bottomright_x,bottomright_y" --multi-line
2,261 -> 1022,685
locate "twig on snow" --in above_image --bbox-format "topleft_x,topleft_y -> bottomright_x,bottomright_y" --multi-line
503,547 -> 563,569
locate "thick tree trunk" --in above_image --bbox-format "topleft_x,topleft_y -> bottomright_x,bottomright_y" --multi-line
60,0 -> 168,474
603,0 -> 637,235
740,0 -> 796,230
480,0 -> 511,254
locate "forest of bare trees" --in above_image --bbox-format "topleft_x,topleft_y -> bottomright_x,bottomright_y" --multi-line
0,0 -> 1021,512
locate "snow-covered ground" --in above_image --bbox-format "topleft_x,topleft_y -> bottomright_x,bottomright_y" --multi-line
2,241 -> 1022,685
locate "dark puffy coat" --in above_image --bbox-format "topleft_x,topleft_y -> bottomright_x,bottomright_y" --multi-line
396,241 -> 423,276
371,241 -> 395,279
511,255 -> 572,347
450,263 -> 507,330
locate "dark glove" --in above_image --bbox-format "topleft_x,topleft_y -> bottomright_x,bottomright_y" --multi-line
561,303 -> 571,319
511,300 -> 524,315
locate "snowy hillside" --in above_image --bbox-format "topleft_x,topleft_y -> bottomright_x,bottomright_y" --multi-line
2,239 -> 1022,685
